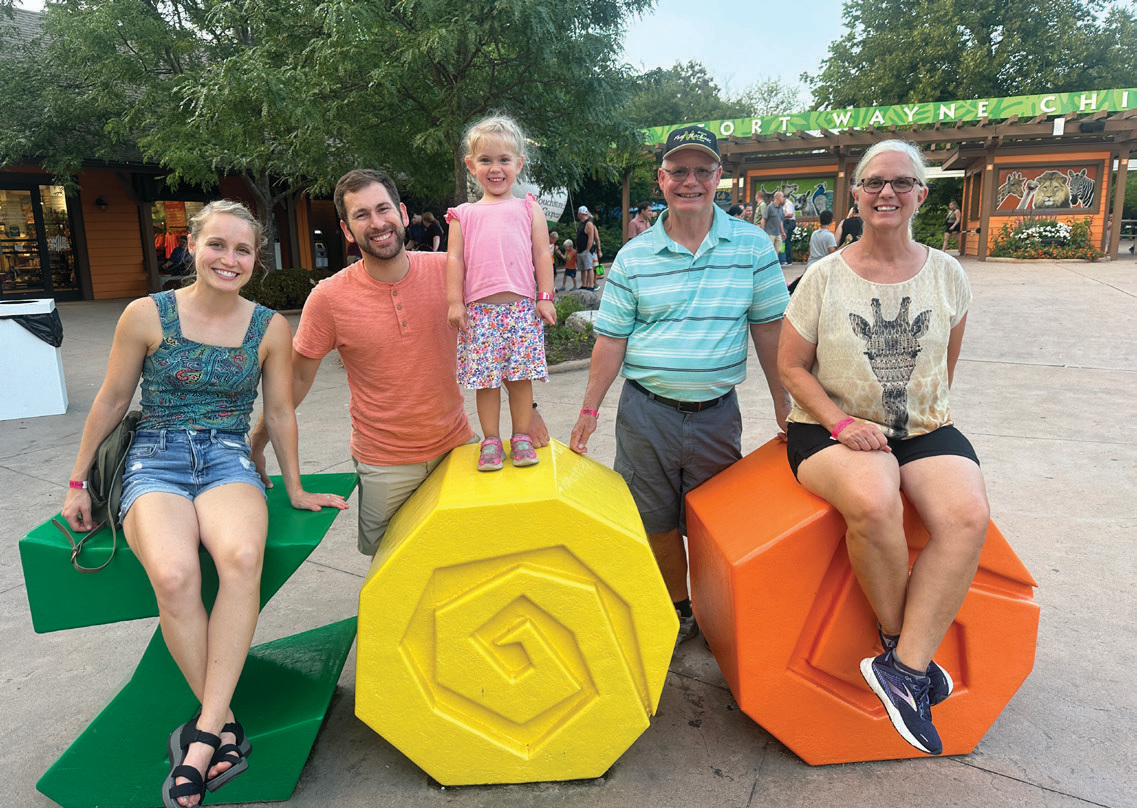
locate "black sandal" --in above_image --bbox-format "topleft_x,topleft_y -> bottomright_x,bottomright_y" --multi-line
205,719 -> 252,792
163,720 -> 220,808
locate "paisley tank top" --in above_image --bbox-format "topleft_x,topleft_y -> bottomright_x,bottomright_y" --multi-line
139,291 -> 275,432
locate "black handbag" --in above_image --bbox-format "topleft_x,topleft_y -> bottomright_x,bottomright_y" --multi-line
53,410 -> 142,573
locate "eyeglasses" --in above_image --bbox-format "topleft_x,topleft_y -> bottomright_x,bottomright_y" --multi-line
660,166 -> 719,183
858,176 -> 922,193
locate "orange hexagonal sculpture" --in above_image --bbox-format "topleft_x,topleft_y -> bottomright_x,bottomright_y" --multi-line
355,440 -> 677,785
686,439 -> 1039,764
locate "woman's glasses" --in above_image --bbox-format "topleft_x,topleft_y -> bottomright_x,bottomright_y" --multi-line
858,177 -> 922,193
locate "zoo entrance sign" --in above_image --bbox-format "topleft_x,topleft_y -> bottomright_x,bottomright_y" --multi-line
642,89 -> 1137,144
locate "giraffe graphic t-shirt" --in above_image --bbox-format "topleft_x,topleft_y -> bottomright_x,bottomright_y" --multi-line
785,249 -> 971,439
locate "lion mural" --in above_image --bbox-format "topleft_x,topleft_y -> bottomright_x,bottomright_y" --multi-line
1031,170 -> 1072,209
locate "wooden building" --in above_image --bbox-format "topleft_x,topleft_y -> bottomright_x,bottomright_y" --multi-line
636,106 -> 1137,261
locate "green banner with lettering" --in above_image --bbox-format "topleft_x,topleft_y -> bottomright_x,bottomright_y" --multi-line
643,89 -> 1137,144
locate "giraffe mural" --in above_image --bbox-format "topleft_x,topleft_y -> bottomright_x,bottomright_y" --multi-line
850,297 -> 931,438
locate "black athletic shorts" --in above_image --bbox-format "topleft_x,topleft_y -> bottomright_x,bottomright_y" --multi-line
785,422 -> 979,480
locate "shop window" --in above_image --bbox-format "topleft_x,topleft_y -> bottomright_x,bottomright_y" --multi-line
152,201 -> 203,281
0,186 -> 76,298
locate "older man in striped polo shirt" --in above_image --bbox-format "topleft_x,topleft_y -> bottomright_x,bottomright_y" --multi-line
569,124 -> 790,647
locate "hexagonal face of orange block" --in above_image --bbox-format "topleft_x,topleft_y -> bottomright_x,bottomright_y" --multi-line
355,440 -> 677,785
686,439 -> 1039,764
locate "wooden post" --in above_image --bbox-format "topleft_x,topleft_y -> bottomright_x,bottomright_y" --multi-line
1108,147 -> 1130,259
621,172 -> 631,244
978,148 -> 997,261
834,149 -> 848,220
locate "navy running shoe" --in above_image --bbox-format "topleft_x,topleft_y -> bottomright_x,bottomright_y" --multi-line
877,625 -> 954,706
860,650 -> 943,755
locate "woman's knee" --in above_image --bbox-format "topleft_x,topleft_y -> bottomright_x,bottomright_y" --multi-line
927,489 -> 990,555
213,539 -> 264,583
148,561 -> 202,606
840,489 -> 904,538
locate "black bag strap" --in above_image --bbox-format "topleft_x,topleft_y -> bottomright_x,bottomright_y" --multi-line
51,517 -> 118,574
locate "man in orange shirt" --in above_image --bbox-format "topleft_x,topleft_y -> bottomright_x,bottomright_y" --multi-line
251,169 -> 547,554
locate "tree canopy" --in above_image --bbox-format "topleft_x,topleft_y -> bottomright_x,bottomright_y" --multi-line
625,61 -> 800,128
0,0 -> 654,213
808,0 -> 1137,109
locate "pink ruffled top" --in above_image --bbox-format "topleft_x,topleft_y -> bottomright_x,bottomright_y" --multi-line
446,193 -> 538,304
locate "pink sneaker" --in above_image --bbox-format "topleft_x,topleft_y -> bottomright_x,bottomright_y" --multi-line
477,437 -> 504,471
510,434 -> 539,467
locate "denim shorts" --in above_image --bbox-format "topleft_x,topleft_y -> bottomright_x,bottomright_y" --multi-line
119,429 -> 266,521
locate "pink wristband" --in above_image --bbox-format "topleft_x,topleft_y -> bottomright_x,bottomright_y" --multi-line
537,292 -> 554,301
831,417 -> 855,439
69,480 -> 88,490
580,408 -> 599,419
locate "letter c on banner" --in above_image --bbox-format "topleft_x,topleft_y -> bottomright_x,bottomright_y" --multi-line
1040,96 -> 1058,113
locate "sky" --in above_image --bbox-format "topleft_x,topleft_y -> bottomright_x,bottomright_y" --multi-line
620,0 -> 848,112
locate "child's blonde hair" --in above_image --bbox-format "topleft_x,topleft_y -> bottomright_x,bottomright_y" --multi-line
563,239 -> 574,249
463,114 -> 527,162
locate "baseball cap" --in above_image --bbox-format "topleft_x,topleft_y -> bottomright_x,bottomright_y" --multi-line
577,206 -> 590,215
662,125 -> 720,161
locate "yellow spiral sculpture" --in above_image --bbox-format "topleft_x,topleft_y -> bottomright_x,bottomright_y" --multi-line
355,440 -> 677,785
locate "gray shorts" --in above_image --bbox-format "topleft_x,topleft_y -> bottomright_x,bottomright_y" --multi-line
613,381 -> 742,535
578,251 -> 595,272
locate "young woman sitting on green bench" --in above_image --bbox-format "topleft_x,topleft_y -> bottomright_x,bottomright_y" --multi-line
61,200 -> 349,808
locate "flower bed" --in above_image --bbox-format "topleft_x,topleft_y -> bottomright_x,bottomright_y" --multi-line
989,216 -> 1103,260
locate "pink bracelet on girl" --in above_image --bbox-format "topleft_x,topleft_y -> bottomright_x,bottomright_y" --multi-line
831,417 -> 855,439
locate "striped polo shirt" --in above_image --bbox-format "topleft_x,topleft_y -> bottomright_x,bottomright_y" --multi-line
595,205 -> 788,400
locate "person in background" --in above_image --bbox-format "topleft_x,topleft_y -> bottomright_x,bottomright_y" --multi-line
63,200 -> 346,808
782,192 -> 797,265
162,235 -> 192,275
942,200 -> 961,252
560,239 -> 578,291
837,203 -> 863,246
549,230 -> 563,289
575,205 -> 601,291
627,201 -> 653,241
420,212 -> 444,252
805,209 -> 838,270
406,213 -> 426,250
778,140 -> 987,757
762,191 -> 786,259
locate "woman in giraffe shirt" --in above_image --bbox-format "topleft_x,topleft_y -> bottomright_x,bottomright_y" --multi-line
776,140 -> 988,758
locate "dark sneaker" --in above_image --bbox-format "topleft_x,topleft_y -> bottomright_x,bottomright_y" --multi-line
675,612 -> 699,650
876,626 -> 954,706
860,650 -> 943,755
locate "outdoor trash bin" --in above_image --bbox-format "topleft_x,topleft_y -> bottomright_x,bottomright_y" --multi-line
0,298 -> 67,420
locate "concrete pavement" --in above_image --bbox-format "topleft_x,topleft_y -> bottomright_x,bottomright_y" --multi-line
2,256 -> 1134,807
